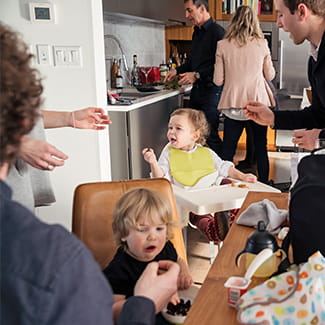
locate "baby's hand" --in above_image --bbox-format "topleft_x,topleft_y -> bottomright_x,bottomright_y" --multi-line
178,270 -> 193,290
243,173 -> 257,183
169,292 -> 180,305
142,148 -> 157,164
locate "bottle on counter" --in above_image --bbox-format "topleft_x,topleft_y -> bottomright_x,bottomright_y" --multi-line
160,62 -> 168,82
182,53 -> 187,65
116,59 -> 123,89
131,54 -> 141,87
111,58 -> 118,89
167,58 -> 173,71
175,53 -> 181,67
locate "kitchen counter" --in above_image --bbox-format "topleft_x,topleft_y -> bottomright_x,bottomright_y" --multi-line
107,85 -> 191,112
107,85 -> 191,180
275,89 -> 304,150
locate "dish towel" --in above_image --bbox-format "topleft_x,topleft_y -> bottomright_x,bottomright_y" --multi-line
236,199 -> 288,234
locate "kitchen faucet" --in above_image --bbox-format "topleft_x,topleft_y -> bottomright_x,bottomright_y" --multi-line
104,34 -> 129,72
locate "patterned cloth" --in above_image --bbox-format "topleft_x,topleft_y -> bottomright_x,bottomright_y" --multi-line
237,251 -> 325,324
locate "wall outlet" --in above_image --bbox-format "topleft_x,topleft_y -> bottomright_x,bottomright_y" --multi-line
36,44 -> 51,65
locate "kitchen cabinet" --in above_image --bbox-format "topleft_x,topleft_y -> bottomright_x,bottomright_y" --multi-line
215,0 -> 276,22
108,94 -> 182,180
165,27 -> 193,62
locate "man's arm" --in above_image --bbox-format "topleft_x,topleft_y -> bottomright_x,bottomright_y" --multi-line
52,238 -> 115,325
118,297 -> 155,325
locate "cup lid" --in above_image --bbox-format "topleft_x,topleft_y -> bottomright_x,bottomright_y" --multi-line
245,220 -> 278,254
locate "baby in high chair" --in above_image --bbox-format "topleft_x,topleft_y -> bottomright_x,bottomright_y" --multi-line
142,108 -> 257,243
103,188 -> 192,323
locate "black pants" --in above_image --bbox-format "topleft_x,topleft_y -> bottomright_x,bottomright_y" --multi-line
222,117 -> 269,183
189,85 -> 223,156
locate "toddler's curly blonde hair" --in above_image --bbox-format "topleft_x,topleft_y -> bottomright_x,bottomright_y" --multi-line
112,188 -> 174,247
170,108 -> 210,145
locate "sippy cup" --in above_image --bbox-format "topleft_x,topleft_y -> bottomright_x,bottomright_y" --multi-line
235,220 -> 285,277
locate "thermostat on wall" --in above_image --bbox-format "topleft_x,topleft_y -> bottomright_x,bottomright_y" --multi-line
29,3 -> 55,23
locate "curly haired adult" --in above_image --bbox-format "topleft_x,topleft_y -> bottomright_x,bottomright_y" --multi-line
0,23 -> 42,167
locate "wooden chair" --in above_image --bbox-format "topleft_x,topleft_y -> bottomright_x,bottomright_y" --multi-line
72,178 -> 187,270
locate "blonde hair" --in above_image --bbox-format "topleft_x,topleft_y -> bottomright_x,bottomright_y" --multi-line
225,5 -> 264,47
170,108 -> 209,145
112,188 -> 174,246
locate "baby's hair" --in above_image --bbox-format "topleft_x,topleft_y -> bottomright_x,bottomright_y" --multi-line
170,108 -> 209,145
112,188 -> 174,247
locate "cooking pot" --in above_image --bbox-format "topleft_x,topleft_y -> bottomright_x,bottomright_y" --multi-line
236,220 -> 286,277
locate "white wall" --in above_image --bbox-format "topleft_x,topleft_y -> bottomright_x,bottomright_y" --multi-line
1,0 -> 110,230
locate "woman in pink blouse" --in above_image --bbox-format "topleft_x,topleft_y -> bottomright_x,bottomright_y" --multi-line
213,5 -> 275,183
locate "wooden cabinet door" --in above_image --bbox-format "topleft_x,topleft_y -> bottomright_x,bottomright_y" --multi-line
215,0 -> 276,22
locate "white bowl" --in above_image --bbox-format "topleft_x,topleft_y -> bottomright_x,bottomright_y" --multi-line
161,285 -> 200,324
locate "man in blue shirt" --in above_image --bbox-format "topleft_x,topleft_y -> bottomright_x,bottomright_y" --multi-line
165,0 -> 225,156
0,22 -> 179,325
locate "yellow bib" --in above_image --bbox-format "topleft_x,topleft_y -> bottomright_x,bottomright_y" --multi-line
170,146 -> 216,187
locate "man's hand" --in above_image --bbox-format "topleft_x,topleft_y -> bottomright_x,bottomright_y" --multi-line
134,260 -> 180,313
164,69 -> 177,82
20,137 -> 68,170
243,101 -> 275,126
292,129 -> 322,150
71,107 -> 112,130
178,72 -> 196,85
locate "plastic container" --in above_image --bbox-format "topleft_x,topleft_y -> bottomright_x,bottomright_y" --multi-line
224,248 -> 273,307
224,276 -> 250,306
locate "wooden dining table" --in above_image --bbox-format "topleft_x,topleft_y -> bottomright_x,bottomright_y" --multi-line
184,191 -> 289,325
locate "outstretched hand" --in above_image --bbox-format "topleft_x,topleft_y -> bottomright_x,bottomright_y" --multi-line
243,101 -> 275,126
72,107 -> 112,130
20,137 -> 68,170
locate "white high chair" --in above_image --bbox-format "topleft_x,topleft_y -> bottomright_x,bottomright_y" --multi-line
172,180 -> 281,263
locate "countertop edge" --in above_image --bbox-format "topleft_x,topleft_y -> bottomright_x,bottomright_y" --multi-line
107,86 -> 191,112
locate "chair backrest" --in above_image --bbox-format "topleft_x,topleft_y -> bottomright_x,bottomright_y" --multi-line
72,178 -> 187,270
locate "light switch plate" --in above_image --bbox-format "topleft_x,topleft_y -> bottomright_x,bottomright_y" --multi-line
53,46 -> 82,67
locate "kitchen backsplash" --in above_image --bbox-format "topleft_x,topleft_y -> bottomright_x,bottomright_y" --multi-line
104,14 -> 165,89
